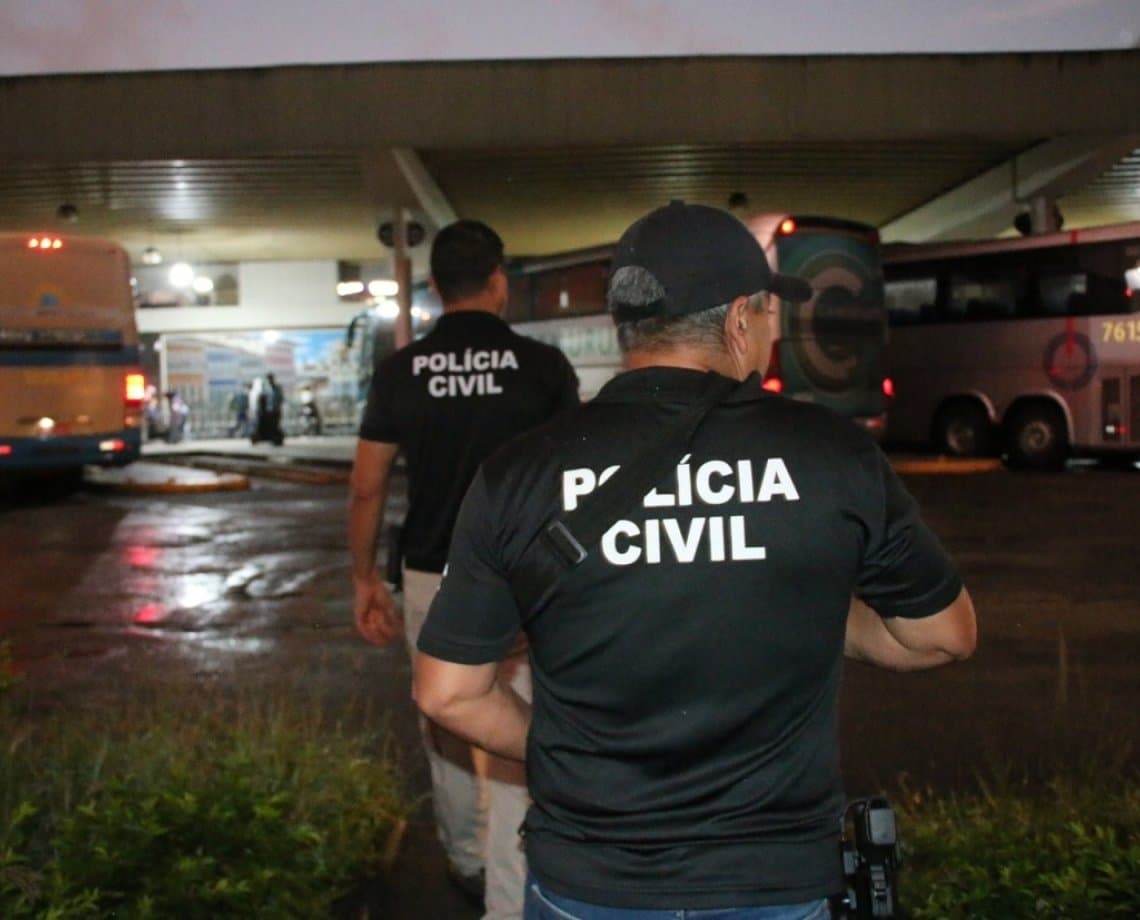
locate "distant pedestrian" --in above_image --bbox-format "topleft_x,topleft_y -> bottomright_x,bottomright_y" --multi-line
251,373 -> 285,446
228,382 -> 251,437
164,389 -> 190,443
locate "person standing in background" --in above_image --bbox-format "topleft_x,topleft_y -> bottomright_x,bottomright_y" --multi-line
251,373 -> 285,446
228,382 -> 251,438
348,219 -> 579,919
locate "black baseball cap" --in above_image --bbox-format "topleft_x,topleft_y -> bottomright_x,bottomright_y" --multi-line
607,200 -> 813,322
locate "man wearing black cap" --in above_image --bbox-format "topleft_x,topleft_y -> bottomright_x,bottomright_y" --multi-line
413,202 -> 977,919
349,218 -> 579,919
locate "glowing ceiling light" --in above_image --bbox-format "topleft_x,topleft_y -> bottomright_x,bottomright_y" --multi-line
192,275 -> 215,295
368,279 -> 400,298
169,262 -> 194,288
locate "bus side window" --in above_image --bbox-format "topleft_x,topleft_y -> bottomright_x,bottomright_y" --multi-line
885,277 -> 936,325
1037,273 -> 1086,316
950,274 -> 1018,321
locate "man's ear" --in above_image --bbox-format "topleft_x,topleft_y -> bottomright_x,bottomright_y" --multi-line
724,295 -> 752,351
488,266 -> 509,313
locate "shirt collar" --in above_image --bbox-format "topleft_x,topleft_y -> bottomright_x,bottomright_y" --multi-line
434,310 -> 508,331
593,366 -> 763,405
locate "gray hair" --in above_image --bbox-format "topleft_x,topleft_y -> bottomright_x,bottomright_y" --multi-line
613,289 -> 769,354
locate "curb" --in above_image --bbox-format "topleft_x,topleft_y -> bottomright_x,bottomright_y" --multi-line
891,456 -> 1003,475
84,462 -> 251,494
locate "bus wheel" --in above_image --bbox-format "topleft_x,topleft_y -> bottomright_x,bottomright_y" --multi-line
934,401 -> 992,457
1005,403 -> 1068,471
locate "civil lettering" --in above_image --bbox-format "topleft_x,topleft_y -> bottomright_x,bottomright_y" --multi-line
599,514 -> 766,565
427,373 -> 505,398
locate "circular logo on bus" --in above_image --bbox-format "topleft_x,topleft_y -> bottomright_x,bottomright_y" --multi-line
785,255 -> 882,393
1043,331 -> 1097,391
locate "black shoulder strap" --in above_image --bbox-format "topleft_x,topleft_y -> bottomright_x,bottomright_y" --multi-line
509,372 -> 739,618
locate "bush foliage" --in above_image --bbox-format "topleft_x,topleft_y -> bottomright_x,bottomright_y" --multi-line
0,688 -> 406,918
901,772 -> 1140,918
1,660 -> 1137,917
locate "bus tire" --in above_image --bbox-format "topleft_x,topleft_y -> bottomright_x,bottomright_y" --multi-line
933,400 -> 992,458
1004,403 -> 1068,471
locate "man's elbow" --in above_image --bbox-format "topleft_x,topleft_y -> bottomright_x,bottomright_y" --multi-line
411,655 -> 472,729
411,669 -> 449,724
941,589 -> 979,660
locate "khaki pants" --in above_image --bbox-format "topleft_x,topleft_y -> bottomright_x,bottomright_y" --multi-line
404,568 -> 531,920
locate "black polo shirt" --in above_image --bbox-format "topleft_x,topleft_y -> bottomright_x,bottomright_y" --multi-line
420,366 -> 963,909
358,310 -> 579,573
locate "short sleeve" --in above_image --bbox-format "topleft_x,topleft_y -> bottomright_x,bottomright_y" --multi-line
418,468 -> 523,663
856,449 -> 964,619
358,360 -> 399,443
555,353 -> 581,411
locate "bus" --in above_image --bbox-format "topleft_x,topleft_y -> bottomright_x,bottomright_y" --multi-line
0,234 -> 146,480
343,215 -> 889,434
506,215 -> 890,434
882,222 -> 1140,470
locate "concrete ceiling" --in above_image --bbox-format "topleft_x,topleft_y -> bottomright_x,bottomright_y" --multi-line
1,53 -> 1139,275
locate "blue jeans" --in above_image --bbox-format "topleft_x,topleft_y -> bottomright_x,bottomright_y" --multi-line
523,875 -> 832,920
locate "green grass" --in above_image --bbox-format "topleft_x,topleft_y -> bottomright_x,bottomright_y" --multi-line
3,635 -> 1137,917
896,762 -> 1140,918
0,681 -> 407,918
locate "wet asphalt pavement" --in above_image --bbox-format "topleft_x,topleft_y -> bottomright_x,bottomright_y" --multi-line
1,440 -> 1138,918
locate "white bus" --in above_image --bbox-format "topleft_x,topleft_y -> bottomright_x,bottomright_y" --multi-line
507,214 -> 890,434
0,234 -> 145,479
882,222 -> 1140,469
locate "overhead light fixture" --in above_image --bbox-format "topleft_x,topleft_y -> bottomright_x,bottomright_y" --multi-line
192,276 -> 214,295
142,246 -> 162,265
368,279 -> 400,298
336,281 -> 365,297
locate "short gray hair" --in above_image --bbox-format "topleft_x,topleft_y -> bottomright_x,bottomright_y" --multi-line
614,291 -> 768,354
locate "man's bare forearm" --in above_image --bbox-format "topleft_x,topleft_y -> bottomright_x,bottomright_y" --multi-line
844,596 -> 972,672
414,655 -> 532,761
347,488 -> 385,579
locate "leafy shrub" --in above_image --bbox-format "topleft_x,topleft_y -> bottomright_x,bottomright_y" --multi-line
901,773 -> 1140,918
0,639 -> 20,695
0,688 -> 406,918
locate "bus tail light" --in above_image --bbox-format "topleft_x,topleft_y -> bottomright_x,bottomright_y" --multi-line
0,445 -> 12,457
99,439 -> 127,453
27,236 -> 64,250
882,377 -> 895,399
762,343 -> 783,393
124,372 -> 146,408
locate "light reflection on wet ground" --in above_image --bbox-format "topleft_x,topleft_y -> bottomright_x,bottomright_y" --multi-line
0,476 -> 380,690
1,464 -> 1138,800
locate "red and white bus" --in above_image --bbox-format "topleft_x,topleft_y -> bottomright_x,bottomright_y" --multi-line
883,222 -> 1140,469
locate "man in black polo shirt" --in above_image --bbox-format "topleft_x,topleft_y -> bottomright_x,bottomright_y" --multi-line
414,202 -> 977,919
349,219 -> 579,920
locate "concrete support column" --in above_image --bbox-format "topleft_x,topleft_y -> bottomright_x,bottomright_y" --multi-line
1028,195 -> 1061,234
393,209 -> 413,350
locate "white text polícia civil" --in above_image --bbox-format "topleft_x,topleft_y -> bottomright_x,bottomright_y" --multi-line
413,349 -> 519,399
561,456 -> 799,565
